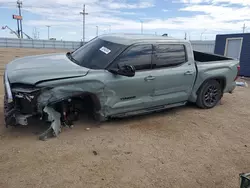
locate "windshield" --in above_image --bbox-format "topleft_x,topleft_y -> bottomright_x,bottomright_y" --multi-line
70,38 -> 126,69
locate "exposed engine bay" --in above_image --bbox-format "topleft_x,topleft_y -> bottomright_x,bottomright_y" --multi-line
4,76 -> 100,140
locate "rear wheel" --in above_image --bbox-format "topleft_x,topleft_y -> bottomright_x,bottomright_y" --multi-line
196,80 -> 222,109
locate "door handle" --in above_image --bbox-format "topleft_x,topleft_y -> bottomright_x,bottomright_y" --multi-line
184,71 -> 194,75
144,76 -> 155,81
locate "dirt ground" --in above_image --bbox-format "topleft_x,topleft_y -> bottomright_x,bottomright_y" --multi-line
0,47 -> 250,188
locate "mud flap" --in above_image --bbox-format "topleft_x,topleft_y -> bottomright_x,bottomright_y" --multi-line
39,106 -> 61,141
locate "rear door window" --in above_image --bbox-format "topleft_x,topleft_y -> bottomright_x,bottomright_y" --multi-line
152,44 -> 187,69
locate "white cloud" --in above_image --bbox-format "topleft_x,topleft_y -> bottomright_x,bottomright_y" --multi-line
106,1 -> 154,9
212,0 -> 250,6
68,31 -> 77,35
179,0 -> 250,6
1,0 -> 249,40
180,4 -> 250,22
180,0 -> 209,3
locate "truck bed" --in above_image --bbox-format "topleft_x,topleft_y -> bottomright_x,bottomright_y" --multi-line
190,50 -> 239,103
193,51 -> 232,62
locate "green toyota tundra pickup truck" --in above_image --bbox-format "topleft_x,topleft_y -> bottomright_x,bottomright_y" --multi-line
3,34 -> 239,139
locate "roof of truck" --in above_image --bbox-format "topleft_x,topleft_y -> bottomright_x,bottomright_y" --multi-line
99,33 -> 187,45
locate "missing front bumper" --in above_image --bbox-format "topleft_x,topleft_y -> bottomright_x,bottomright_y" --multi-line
4,95 -> 33,127
4,95 -> 16,127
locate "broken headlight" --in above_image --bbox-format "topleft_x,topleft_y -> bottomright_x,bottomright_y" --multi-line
11,85 -> 41,114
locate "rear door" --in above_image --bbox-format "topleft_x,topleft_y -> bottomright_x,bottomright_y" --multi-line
104,44 -> 155,115
150,43 -> 196,106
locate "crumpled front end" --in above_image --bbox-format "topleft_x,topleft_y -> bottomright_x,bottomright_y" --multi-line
3,69 -> 107,140
3,72 -> 69,140
4,71 -> 17,127
3,71 -> 66,141
3,52 -> 107,140
3,70 -> 42,127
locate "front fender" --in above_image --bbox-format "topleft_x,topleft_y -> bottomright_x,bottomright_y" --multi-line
36,78 -> 106,113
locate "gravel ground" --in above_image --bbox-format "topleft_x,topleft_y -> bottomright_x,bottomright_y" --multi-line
0,48 -> 250,188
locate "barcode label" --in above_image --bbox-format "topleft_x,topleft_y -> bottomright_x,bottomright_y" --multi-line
99,46 -> 111,54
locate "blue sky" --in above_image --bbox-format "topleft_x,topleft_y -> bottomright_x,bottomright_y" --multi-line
0,0 -> 250,41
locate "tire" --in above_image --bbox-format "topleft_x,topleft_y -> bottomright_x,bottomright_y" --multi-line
196,80 -> 222,109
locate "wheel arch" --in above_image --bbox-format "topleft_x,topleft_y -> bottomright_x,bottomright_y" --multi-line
196,76 -> 226,95
47,91 -> 102,112
195,78 -> 224,109
78,92 -> 102,111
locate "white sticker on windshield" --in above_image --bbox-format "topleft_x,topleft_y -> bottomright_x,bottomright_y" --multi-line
99,46 -> 111,54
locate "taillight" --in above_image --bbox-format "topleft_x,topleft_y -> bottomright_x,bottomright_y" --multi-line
234,65 -> 240,81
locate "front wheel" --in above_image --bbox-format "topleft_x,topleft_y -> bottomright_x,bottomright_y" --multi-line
196,80 -> 222,109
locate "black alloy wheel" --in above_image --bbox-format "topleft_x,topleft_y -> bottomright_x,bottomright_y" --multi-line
196,80 -> 222,109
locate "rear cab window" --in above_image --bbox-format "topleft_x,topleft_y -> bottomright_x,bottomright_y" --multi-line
152,44 -> 187,69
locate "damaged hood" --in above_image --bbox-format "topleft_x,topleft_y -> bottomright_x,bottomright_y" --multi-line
6,53 -> 89,85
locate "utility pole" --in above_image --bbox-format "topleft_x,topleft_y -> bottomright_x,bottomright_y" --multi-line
17,0 -> 23,38
140,20 -> 143,34
80,4 -> 88,42
46,25 -> 50,39
200,29 -> 207,40
242,23 -> 247,33
16,18 -> 20,38
33,27 -> 38,39
184,32 -> 187,40
96,26 -> 98,36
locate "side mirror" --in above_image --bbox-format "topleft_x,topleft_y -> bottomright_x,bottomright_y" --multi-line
109,64 -> 135,77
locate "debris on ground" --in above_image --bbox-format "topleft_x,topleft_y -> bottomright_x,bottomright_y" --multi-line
92,151 -> 98,155
236,82 -> 248,87
124,151 -> 132,154
39,106 -> 62,141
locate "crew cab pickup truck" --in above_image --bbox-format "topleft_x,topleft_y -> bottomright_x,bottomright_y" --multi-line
3,34 -> 239,139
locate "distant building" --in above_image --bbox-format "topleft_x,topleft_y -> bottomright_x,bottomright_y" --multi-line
214,33 -> 250,76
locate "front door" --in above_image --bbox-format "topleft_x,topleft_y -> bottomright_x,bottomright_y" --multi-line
104,44 -> 154,116
150,43 -> 196,106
